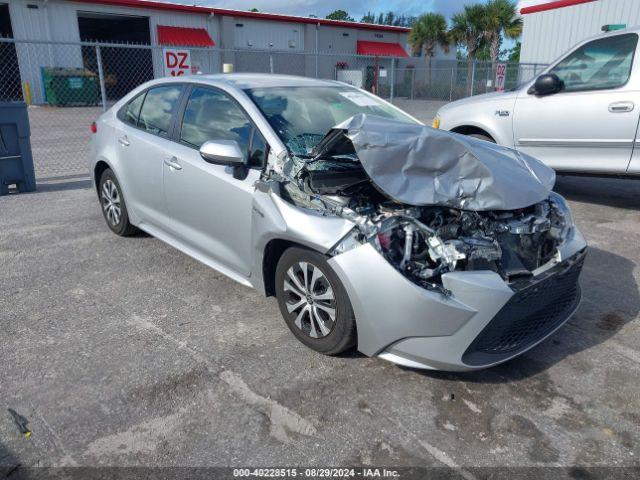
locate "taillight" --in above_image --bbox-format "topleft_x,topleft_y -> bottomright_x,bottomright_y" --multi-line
90,122 -> 97,134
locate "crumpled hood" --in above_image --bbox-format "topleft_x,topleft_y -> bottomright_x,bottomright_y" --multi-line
321,114 -> 555,211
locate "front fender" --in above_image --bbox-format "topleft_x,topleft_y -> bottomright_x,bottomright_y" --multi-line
248,184 -> 354,294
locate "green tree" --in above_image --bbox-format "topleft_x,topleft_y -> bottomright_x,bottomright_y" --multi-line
482,0 -> 522,64
408,13 -> 449,85
249,8 -> 258,12
326,9 -> 354,22
384,11 -> 396,25
361,11 -> 375,23
507,41 -> 521,62
377,13 -> 384,25
450,4 -> 486,93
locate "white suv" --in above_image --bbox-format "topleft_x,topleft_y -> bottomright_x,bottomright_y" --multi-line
434,28 -> 640,176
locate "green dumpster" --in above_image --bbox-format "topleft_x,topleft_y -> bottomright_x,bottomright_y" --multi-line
42,67 -> 100,106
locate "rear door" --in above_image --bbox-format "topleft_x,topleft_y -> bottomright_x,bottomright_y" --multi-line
162,85 -> 268,276
512,33 -> 640,173
115,84 -> 184,227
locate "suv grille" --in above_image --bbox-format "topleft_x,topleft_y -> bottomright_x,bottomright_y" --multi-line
462,250 -> 586,366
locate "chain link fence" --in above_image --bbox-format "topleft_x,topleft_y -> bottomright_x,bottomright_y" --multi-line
0,37 -> 546,181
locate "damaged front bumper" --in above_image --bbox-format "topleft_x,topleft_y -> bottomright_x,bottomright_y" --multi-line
327,227 -> 587,371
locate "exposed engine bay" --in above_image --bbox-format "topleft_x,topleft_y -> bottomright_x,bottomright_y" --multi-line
263,114 -> 573,296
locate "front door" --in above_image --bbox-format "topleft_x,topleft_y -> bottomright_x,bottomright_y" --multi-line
162,85 -> 269,276
513,33 -> 640,173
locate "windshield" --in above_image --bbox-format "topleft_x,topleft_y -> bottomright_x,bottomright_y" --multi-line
244,86 -> 418,157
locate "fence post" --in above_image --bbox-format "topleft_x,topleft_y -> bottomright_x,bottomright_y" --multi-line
449,67 -> 454,101
95,45 -> 107,111
411,68 -> 415,100
470,60 -> 476,96
269,53 -> 274,74
390,58 -> 395,103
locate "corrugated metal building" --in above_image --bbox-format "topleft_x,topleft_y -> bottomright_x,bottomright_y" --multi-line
0,0 -> 455,103
520,0 -> 640,63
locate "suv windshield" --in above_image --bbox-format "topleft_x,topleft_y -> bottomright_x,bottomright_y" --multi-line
244,86 -> 418,157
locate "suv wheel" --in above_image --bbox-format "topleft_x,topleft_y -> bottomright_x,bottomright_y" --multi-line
275,247 -> 357,355
99,168 -> 138,236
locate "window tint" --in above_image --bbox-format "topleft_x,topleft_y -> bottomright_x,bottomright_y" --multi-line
180,87 -> 252,159
122,92 -> 145,126
248,129 -> 268,168
550,33 -> 638,92
138,85 -> 183,137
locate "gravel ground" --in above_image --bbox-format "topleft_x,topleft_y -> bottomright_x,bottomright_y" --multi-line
1,173 -> 639,473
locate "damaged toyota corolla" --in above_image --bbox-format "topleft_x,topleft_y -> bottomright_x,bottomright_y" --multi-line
89,74 -> 587,371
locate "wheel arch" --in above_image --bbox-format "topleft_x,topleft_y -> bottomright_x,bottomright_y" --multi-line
93,160 -> 112,194
449,125 -> 496,142
262,238 -> 319,297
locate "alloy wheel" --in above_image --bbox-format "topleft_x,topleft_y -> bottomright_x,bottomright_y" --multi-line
101,179 -> 122,227
284,261 -> 336,339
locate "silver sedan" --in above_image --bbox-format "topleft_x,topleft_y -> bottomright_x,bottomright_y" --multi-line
89,74 -> 586,371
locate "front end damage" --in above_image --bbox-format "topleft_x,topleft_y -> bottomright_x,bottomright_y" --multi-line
260,114 -> 586,370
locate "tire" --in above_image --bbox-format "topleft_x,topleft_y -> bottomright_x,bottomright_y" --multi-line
98,168 -> 138,236
275,247 -> 357,355
467,133 -> 495,143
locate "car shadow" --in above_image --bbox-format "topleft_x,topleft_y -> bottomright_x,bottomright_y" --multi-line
402,246 -> 639,383
554,174 -> 640,210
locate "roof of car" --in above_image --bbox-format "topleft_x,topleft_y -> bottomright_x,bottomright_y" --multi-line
182,73 -> 344,89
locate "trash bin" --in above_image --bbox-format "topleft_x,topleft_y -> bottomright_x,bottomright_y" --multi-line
0,102 -> 36,195
42,67 -> 100,106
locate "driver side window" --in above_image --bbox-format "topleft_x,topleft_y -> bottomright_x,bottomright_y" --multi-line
549,33 -> 638,92
180,87 -> 252,160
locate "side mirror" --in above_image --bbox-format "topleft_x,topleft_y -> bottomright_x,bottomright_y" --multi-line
199,140 -> 245,166
529,73 -> 563,96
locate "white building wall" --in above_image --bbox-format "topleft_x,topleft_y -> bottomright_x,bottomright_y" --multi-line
5,0 -> 418,102
7,0 -> 220,102
520,0 -> 640,64
232,18 -> 304,51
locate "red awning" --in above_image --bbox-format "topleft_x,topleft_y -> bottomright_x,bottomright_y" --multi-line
356,41 -> 408,57
157,25 -> 215,47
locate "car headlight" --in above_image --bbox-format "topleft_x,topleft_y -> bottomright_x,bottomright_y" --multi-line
431,115 -> 440,129
549,192 -> 575,241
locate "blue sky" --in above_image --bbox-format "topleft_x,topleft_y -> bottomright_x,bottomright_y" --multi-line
167,0 -> 493,22
163,0 -> 531,49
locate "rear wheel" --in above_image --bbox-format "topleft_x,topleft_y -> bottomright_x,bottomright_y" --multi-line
275,247 -> 357,355
98,168 -> 138,236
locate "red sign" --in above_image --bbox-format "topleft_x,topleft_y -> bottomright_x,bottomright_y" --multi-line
163,49 -> 191,77
495,63 -> 507,92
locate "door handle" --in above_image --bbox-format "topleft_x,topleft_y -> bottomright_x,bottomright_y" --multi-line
164,156 -> 182,170
608,101 -> 634,113
118,135 -> 130,146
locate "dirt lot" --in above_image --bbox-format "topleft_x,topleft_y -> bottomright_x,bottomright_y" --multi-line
1,170 -> 639,474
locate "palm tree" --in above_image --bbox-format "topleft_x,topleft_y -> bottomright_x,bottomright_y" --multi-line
483,0 -> 523,64
449,4 -> 486,94
408,13 -> 449,86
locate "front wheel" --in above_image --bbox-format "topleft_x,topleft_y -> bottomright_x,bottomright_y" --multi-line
275,247 -> 357,355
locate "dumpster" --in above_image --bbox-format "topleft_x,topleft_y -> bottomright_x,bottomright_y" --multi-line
42,67 -> 100,106
0,102 -> 36,195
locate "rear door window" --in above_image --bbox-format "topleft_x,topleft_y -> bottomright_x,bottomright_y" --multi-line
137,85 -> 184,137
121,92 -> 145,126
